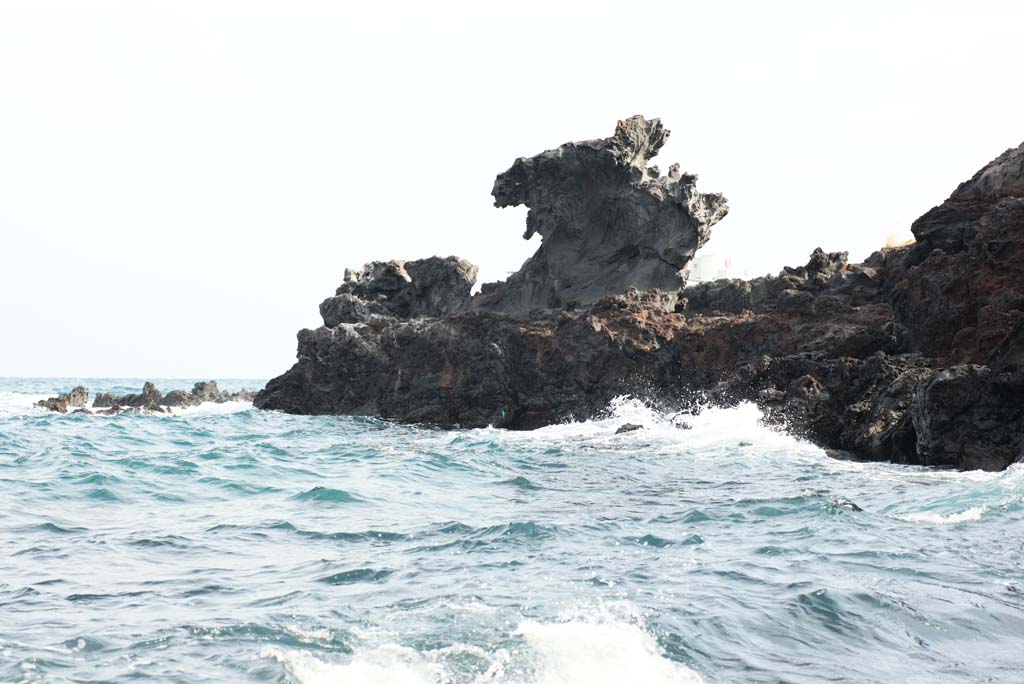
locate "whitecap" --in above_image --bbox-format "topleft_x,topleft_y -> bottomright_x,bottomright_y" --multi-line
259,609 -> 702,684
897,506 -> 988,525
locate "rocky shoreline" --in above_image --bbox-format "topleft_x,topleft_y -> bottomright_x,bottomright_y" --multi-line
209,117 -> 1022,470
36,381 -> 255,415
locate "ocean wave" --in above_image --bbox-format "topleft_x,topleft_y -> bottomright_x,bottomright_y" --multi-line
260,610 -> 702,684
897,506 -> 989,525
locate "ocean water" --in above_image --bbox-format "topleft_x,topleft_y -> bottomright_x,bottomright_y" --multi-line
1,378 -> 1022,684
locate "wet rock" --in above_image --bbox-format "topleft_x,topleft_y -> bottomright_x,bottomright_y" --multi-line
255,121 -> 1024,471
615,423 -> 644,434
190,381 -> 221,403
218,389 -> 255,403
36,396 -> 68,413
71,408 -> 93,415
912,365 -> 1024,471
162,389 -> 199,408
36,386 -> 89,413
92,392 -> 118,408
65,386 -> 89,408
829,497 -> 863,512
118,382 -> 163,409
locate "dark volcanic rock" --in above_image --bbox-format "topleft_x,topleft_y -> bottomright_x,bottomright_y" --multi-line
162,389 -> 199,408
191,381 -> 221,403
475,116 -> 727,316
65,386 -> 89,408
36,385 -> 89,413
615,423 -> 644,434
319,257 -> 477,326
92,392 -> 118,408
47,380 -> 257,414
119,382 -> 163,409
256,122 -> 1024,471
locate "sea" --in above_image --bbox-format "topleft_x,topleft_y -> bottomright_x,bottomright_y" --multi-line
1,377 -> 1022,684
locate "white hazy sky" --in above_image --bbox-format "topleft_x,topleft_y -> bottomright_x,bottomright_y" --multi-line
2,0 -> 1022,378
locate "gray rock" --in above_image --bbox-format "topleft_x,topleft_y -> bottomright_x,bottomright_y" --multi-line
36,396 -> 68,413
162,389 -> 199,408
92,392 -> 118,408
475,116 -> 728,316
191,381 -> 221,403
615,423 -> 645,434
36,385 -> 89,413
119,382 -> 163,409
65,386 -> 89,408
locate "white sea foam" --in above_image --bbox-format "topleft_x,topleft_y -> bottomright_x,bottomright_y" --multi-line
260,644 -> 443,684
0,391 -> 52,416
897,506 -> 988,525
260,610 -> 702,684
514,614 -> 703,684
470,396 -> 820,456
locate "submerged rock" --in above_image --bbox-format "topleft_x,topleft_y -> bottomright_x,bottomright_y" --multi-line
256,120 -> 1024,471
615,423 -> 645,434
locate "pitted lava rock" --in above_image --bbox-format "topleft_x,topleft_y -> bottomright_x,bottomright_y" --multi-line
256,119 -> 1024,471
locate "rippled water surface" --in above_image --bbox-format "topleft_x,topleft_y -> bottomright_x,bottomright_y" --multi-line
1,378 -> 1023,683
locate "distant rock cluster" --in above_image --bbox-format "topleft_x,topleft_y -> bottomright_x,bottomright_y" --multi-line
36,381 -> 255,415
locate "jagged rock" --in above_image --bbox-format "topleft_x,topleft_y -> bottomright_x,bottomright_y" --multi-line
615,423 -> 644,434
190,381 -> 221,403
72,408 -> 93,415
219,389 -> 256,403
65,386 -> 89,408
36,396 -> 68,413
92,392 -> 118,408
162,389 -> 199,408
36,386 -> 89,413
118,382 -> 163,409
256,121 -> 1024,471
319,257 -> 478,326
474,116 -> 727,315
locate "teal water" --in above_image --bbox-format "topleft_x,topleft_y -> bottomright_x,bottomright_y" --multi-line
1,378 -> 1022,683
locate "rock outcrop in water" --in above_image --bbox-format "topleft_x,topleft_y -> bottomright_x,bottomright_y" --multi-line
37,381 -> 256,414
35,385 -> 89,413
256,118 -> 1024,471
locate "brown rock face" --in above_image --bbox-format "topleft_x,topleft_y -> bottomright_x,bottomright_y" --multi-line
256,123 -> 1024,471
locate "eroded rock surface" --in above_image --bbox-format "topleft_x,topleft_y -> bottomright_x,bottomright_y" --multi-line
319,257 -> 478,327
256,123 -> 1024,471
475,116 -> 727,315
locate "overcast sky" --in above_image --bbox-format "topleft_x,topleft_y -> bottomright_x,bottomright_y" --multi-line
2,0 -> 1022,378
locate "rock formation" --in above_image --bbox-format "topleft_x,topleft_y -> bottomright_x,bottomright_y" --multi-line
319,257 -> 478,326
35,385 -> 88,413
256,119 -> 1024,472
36,381 -> 256,414
476,116 -> 727,315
